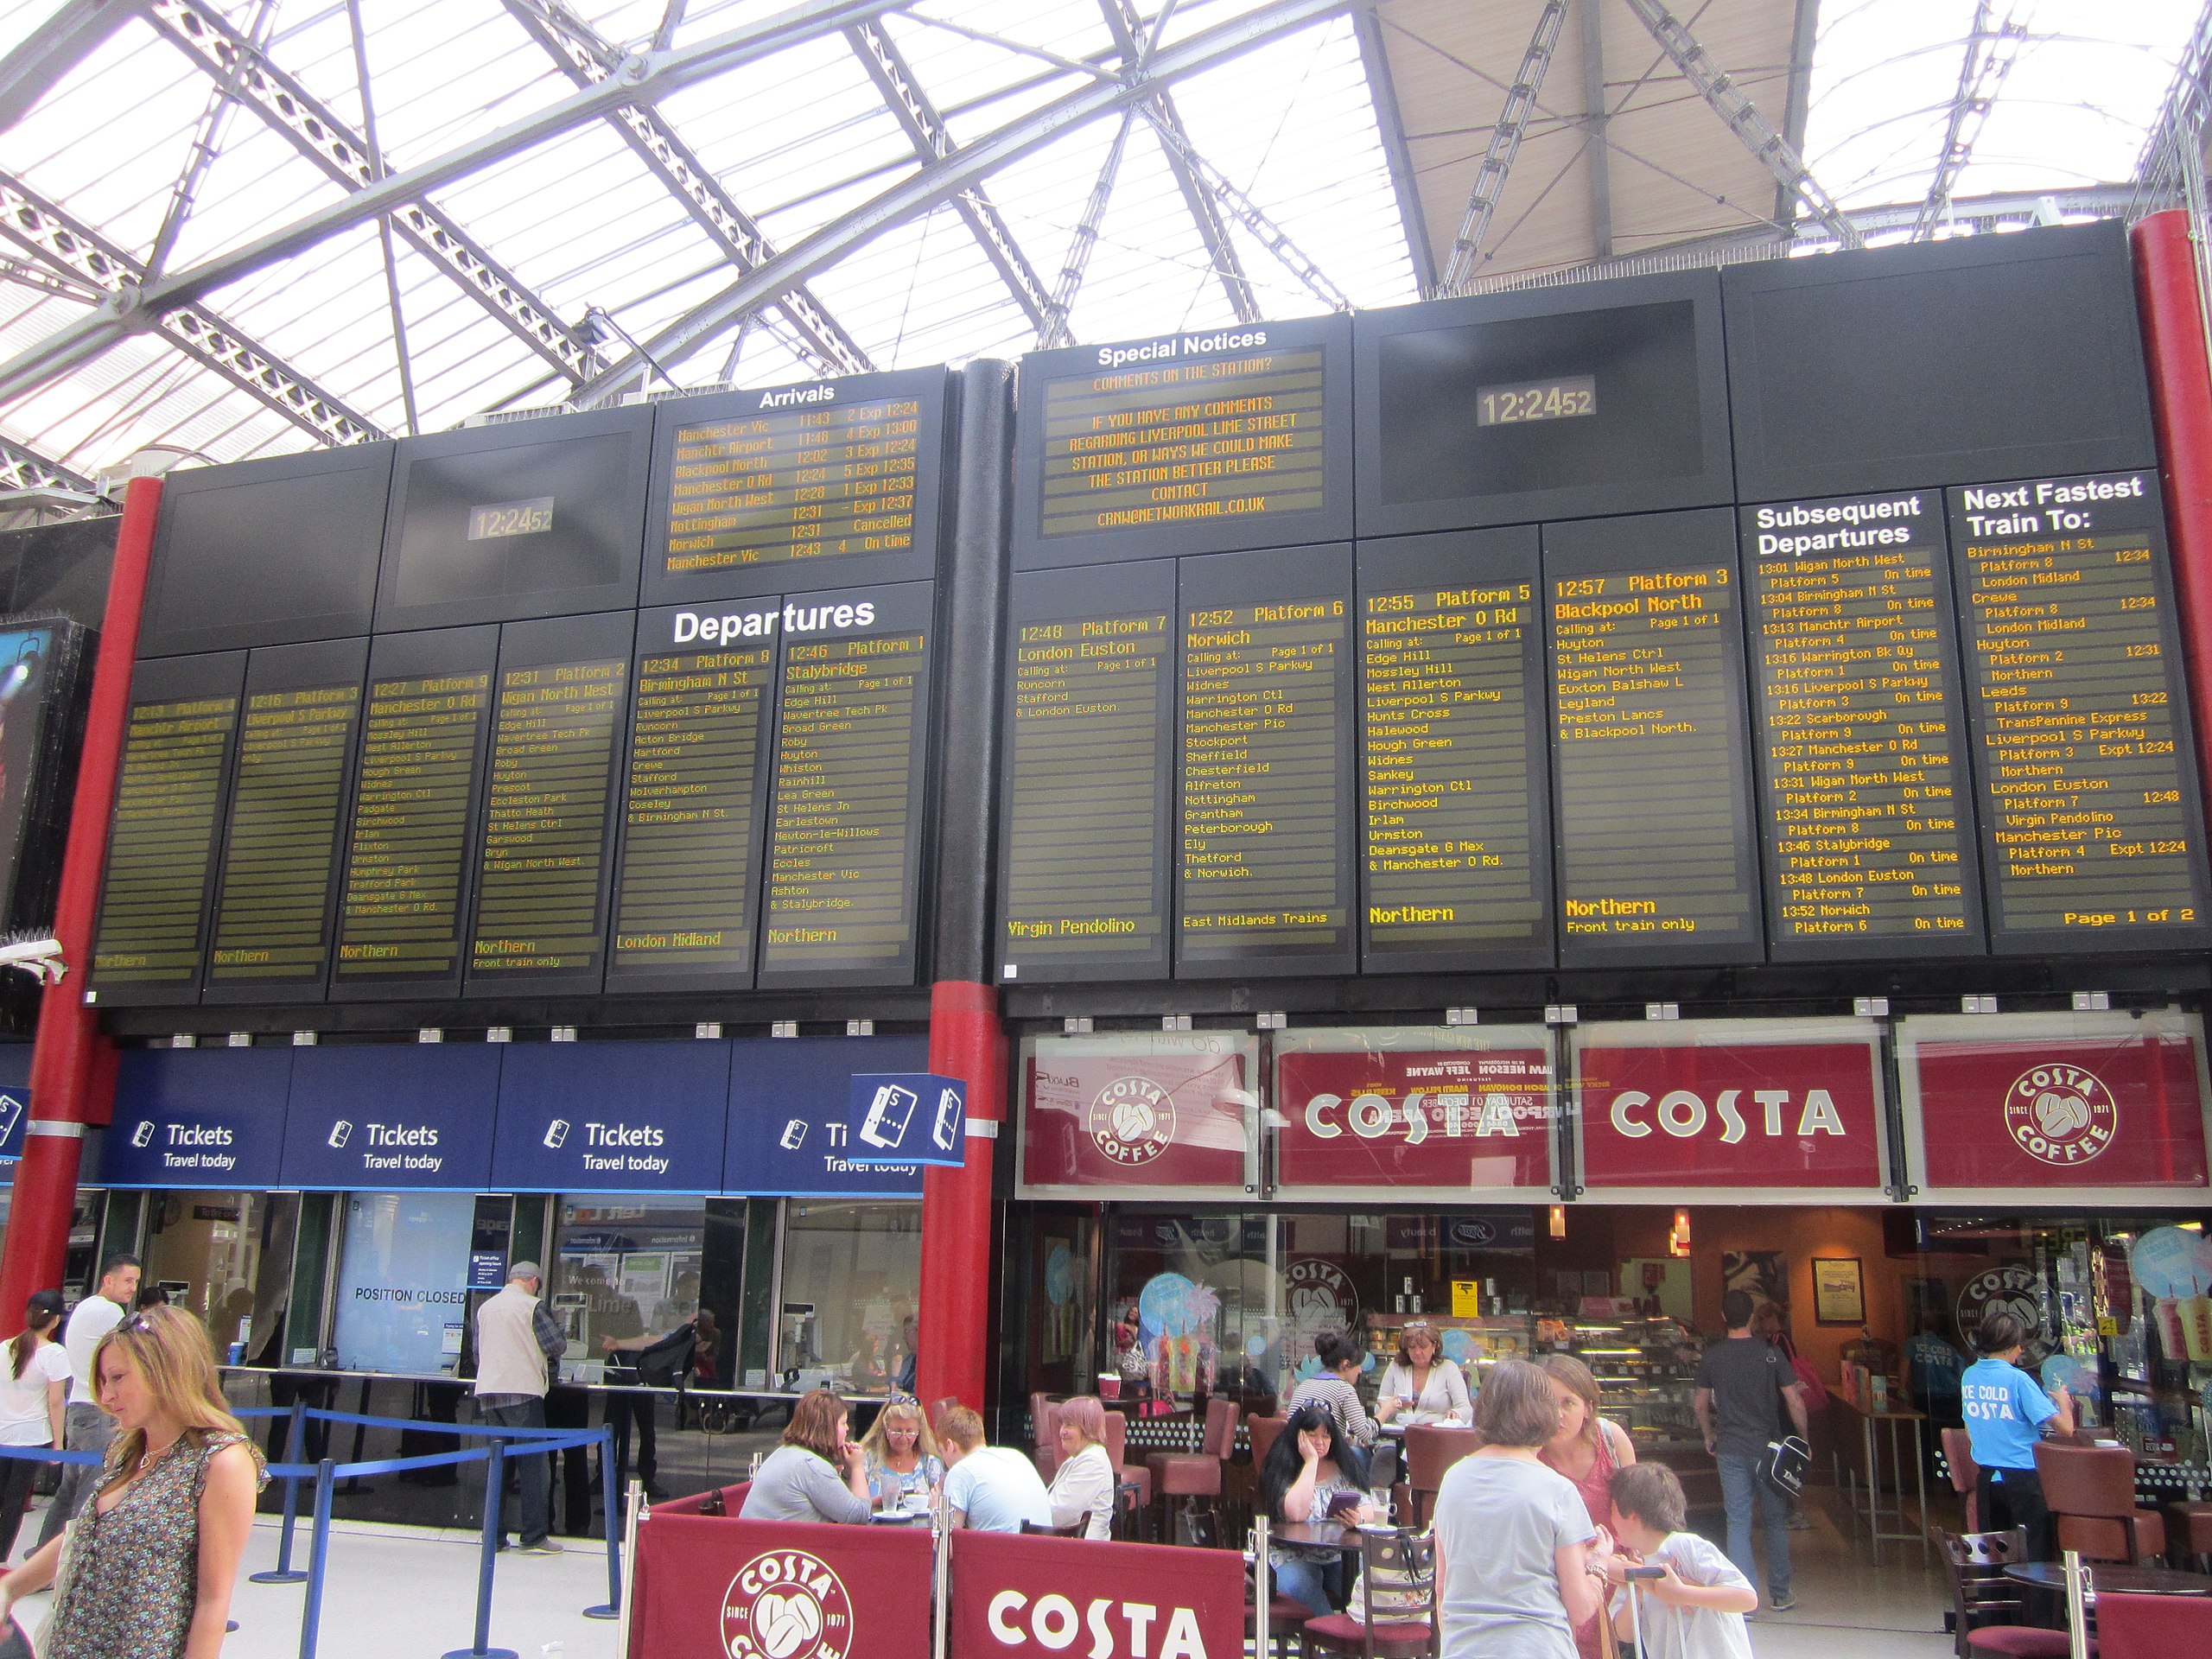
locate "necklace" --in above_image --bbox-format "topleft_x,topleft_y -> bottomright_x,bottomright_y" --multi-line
136,1438 -> 178,1478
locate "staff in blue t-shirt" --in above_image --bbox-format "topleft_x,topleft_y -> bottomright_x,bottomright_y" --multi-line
1959,1311 -> 2074,1558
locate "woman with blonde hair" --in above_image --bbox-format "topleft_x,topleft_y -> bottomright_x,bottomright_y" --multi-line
739,1387 -> 872,1524
0,1305 -> 263,1659
858,1395 -> 943,1510
1045,1395 -> 1116,1540
1536,1352 -> 1637,1657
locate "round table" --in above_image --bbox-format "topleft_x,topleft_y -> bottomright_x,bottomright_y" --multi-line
2004,1562 -> 2212,1597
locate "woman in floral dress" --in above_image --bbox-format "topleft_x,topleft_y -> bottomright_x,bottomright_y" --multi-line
0,1305 -> 264,1658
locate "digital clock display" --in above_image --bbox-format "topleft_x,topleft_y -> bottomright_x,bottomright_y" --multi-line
1476,376 -> 1596,427
465,497 -> 555,541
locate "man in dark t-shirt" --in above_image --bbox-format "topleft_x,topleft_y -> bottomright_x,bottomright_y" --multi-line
1695,1288 -> 1810,1612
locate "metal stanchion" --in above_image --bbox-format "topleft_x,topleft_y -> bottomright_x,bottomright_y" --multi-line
2063,1549 -> 2090,1659
442,1439 -> 517,1659
295,1459 -> 336,1659
931,1481 -> 950,1659
615,1479 -> 644,1659
253,1401 -> 310,1585
1254,1515 -> 1271,1658
584,1429 -> 620,1620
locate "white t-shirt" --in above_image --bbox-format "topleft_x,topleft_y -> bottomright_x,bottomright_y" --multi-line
0,1342 -> 71,1446
62,1295 -> 122,1408
1433,1455 -> 1594,1659
1618,1532 -> 1755,1659
944,1446 -> 1052,1534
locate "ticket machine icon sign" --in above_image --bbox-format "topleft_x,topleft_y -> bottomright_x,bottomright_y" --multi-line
931,1087 -> 963,1153
860,1084 -> 918,1151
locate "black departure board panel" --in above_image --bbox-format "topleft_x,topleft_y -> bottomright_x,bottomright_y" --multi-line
1948,471 -> 2212,951
376,404 -> 652,632
88,652 -> 245,1004
1547,511 -> 1763,968
333,627 -> 498,997
644,368 -> 950,606
1746,493 -> 1986,958
203,638 -> 369,1001
1359,529 -> 1553,972
1178,543 -> 1355,976
606,603 -> 780,992
1013,316 -> 1353,569
757,584 -> 934,987
141,447 -> 394,656
997,561 -> 1175,984
1355,271 -> 1732,537
465,612 -> 631,994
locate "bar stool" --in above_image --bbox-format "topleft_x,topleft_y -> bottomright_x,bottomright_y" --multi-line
1402,1424 -> 1482,1528
1942,1427 -> 1981,1530
2035,1442 -> 2166,1564
1147,1396 -> 1238,1545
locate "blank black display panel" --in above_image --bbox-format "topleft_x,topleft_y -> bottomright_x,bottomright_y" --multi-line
1726,220 -> 2158,502
376,405 -> 652,631
1357,272 -> 1732,537
140,447 -> 393,656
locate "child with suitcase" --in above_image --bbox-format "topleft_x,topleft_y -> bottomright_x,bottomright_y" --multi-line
1605,1463 -> 1758,1659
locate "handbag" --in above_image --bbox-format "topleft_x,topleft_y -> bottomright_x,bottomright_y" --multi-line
1760,1434 -> 1812,1496
0,1611 -> 33,1659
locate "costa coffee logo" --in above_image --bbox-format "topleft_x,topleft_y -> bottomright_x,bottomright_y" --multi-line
987,1589 -> 1211,1657
1607,1088 -> 1847,1142
1303,1088 -> 1540,1142
723,1548 -> 853,1659
1287,1257 -> 1358,1335
2003,1065 -> 2117,1166
1957,1264 -> 2044,1361
1087,1077 -> 1176,1166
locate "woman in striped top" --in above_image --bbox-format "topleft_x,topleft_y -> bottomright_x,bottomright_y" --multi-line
1288,1330 -> 1381,1458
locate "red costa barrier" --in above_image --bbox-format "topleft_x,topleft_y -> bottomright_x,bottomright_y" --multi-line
950,1529 -> 1245,1659
628,1513 -> 932,1659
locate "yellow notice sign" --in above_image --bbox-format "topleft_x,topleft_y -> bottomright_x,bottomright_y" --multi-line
1451,1280 -> 1481,1318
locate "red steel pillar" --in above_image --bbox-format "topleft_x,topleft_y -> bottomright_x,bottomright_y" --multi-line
916,979 -> 1005,1413
2133,211 -> 2212,835
0,475 -> 162,1318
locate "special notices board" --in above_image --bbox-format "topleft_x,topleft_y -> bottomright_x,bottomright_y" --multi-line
88,653 -> 245,1004
1948,471 -> 2212,950
1546,511 -> 1764,968
997,561 -> 1176,983
1745,493 -> 1985,957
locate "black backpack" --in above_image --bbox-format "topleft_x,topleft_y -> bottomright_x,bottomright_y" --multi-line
609,1323 -> 698,1389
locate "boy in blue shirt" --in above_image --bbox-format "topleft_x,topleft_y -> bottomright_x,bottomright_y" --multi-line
1960,1311 -> 2075,1558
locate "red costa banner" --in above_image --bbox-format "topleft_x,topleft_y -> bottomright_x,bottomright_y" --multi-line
1274,1046 -> 1551,1189
1576,1035 -> 1885,1190
628,1513 -> 931,1659
1913,1027 -> 2209,1191
951,1529 -> 1244,1659
1023,1041 -> 1250,1188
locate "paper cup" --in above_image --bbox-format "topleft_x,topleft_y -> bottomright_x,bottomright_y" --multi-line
1098,1373 -> 1122,1400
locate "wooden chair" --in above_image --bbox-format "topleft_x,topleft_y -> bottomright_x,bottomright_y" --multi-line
1147,1396 -> 1238,1545
1942,1427 -> 1980,1530
2094,1589 -> 2212,1659
1402,1425 -> 1481,1528
2035,1442 -> 2166,1564
1020,1514 -> 1092,1537
1298,1529 -> 1436,1658
1246,1592 -> 1311,1659
2164,1499 -> 2212,1570
1938,1529 -> 2073,1659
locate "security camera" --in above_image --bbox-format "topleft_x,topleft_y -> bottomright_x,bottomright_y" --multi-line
0,938 -> 65,984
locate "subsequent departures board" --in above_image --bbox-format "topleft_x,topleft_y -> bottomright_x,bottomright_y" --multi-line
756,583 -> 935,988
203,638 -> 368,1002
87,653 -> 245,1004
1546,510 -> 1764,969
604,602 -> 781,992
997,561 -> 1176,984
1745,493 -> 1986,958
1013,317 -> 1354,569
464,612 -> 632,995
332,627 -> 499,998
1177,543 -> 1356,977
643,368 -> 952,606
1358,528 -> 1554,973
1948,470 -> 2212,951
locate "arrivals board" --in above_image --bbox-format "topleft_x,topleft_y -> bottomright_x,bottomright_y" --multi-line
605,603 -> 780,992
997,561 -> 1175,984
333,627 -> 499,997
1948,472 -> 2212,951
1013,317 -> 1354,569
203,638 -> 369,1001
87,653 -> 245,1003
465,612 -> 632,995
1546,511 -> 1763,968
1745,493 -> 1985,957
756,583 -> 934,987
1358,529 -> 1553,972
1178,543 -> 1355,977
644,368 -> 951,605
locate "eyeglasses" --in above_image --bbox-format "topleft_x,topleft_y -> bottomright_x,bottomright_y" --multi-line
118,1313 -> 156,1338
1402,1320 -> 1433,1332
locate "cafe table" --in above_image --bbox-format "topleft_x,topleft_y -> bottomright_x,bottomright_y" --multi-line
2003,1562 -> 2212,1598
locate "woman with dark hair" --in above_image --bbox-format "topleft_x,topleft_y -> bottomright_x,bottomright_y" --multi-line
1434,1358 -> 1613,1659
1289,1330 -> 1380,1452
0,1291 -> 67,1560
1536,1354 -> 1636,1659
739,1387 -> 872,1524
1257,1402 -> 1376,1616
1960,1311 -> 2074,1559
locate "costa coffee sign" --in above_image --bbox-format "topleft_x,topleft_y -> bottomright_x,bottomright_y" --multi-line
1022,1039 -> 1251,1189
1575,1029 -> 1885,1191
950,1529 -> 1243,1659
1274,1046 -> 1551,1190
1911,1020 -> 2209,1192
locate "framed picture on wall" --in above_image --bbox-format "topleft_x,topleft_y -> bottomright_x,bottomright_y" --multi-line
1813,1257 -> 1866,1325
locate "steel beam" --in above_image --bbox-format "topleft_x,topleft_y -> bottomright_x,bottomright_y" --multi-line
1039,111 -> 1133,348
848,20 -> 1052,329
0,437 -> 94,494
1774,0 -> 1819,231
0,172 -> 385,447
1580,0 -> 1612,262
1620,0 -> 1864,251
1141,115 -> 1351,312
568,0 -> 1347,405
1440,0 -> 1568,296
0,0 -> 133,132
502,0 -> 872,376
1913,2 -> 2029,241
1353,5 -> 1433,292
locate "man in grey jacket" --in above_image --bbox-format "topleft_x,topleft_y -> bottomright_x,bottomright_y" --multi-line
473,1262 -> 568,1554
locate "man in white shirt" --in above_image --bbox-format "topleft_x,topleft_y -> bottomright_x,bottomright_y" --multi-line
472,1262 -> 568,1554
938,1406 -> 1052,1533
35,1255 -> 140,1547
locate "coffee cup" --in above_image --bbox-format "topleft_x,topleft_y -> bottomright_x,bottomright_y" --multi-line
1098,1372 -> 1122,1401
